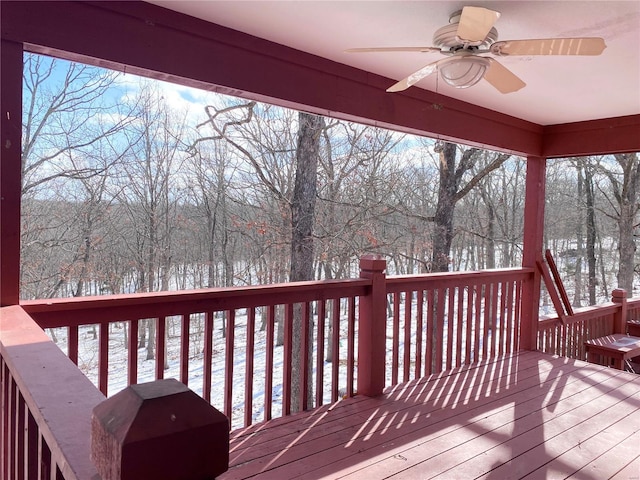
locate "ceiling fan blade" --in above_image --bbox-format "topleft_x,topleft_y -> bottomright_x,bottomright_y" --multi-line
492,37 -> 606,56
386,57 -> 453,92
345,47 -> 441,53
484,59 -> 526,94
457,6 -> 501,43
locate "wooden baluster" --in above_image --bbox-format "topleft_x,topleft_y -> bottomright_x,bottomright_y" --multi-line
455,287 -> 463,368
346,297 -> 355,397
68,326 -> 79,365
128,320 -> 138,386
392,293 -> 400,385
415,290 -> 424,378
98,322 -> 108,395
300,303 -> 310,411
426,290 -> 435,373
265,306 -> 275,421
224,310 -> 235,422
180,314 -> 190,386
331,299 -> 340,402
403,291 -> 412,382
202,311 -> 214,404
244,307 -> 255,426
446,287 -> 455,369
465,287 -> 473,364
315,300 -> 326,408
283,304 -> 293,415
156,317 -> 166,380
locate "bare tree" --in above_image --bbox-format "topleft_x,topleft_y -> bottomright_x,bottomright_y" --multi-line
20,53 -> 132,299
21,53 -> 132,195
583,161 -> 598,304
187,140 -> 238,289
117,83 -> 187,360
427,143 -> 511,272
599,153 -> 640,296
289,112 -> 324,411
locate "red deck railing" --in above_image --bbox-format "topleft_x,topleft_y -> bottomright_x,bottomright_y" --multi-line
1,259 -> 538,478
384,268 -> 529,385
22,278 -> 370,428
0,306 -> 103,480
537,289 -> 634,359
4,258 -> 639,479
19,262 -> 533,429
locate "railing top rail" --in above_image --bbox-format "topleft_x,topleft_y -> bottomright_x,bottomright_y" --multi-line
22,269 -> 536,328
22,278 -> 371,328
0,305 -> 104,479
538,301 -> 619,328
386,267 -> 534,292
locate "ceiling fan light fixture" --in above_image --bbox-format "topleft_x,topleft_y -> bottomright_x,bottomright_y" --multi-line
440,56 -> 490,88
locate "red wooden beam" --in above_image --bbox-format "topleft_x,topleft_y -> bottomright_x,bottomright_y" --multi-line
0,40 -> 22,306
543,114 -> 640,158
520,156 -> 547,350
1,0 -> 543,156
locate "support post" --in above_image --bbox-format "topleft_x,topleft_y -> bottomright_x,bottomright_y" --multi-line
0,40 -> 23,306
91,379 -> 229,480
520,155 -> 547,350
357,255 -> 387,397
611,288 -> 627,334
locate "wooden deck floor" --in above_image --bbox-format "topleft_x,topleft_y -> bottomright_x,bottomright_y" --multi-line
221,351 -> 640,480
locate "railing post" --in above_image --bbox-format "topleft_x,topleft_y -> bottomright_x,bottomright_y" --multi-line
612,288 -> 627,334
357,255 -> 387,397
91,379 -> 229,480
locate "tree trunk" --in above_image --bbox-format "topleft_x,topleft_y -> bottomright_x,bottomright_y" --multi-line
573,163 -> 584,307
432,143 -> 459,272
289,112 -> 323,413
615,153 -> 640,296
584,165 -> 597,304
323,264 -> 335,363
618,199 -> 636,294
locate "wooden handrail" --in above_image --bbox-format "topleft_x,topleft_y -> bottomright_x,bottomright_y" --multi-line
0,306 -> 104,479
21,278 -> 370,328
538,302 -> 619,328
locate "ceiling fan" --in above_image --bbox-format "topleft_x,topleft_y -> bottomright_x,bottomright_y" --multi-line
346,6 -> 606,94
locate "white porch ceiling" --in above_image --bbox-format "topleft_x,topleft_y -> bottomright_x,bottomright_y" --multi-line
149,1 -> 640,126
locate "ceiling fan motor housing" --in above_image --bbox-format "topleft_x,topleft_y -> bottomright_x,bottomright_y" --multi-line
433,12 -> 498,51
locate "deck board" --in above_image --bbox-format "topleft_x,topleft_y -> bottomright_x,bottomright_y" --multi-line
221,351 -> 640,480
